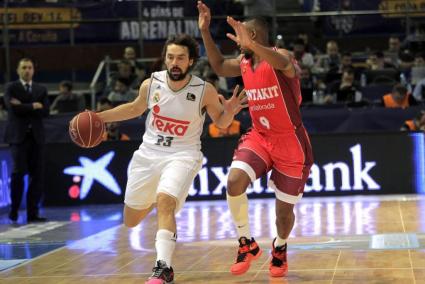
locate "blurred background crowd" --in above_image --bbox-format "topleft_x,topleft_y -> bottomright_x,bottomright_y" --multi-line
1,0 -> 425,139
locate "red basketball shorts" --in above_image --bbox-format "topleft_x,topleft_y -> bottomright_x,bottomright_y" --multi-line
231,128 -> 313,204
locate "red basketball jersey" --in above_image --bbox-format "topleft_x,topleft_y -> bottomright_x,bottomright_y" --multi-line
240,54 -> 303,135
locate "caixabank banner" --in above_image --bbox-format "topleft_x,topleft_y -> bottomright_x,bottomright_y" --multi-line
41,132 -> 425,206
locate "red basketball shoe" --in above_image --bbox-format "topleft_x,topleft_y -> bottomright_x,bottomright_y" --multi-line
269,239 -> 288,277
230,237 -> 263,275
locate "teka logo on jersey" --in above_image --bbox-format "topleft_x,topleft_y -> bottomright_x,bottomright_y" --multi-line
152,113 -> 190,136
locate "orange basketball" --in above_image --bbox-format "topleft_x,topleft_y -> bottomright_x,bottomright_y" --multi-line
69,110 -> 105,148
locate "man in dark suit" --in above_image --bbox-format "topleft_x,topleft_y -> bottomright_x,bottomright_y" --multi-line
4,58 -> 50,223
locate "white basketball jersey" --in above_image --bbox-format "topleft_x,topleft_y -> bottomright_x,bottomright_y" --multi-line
143,71 -> 206,152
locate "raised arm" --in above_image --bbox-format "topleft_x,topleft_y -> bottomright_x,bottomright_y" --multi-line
203,83 -> 247,129
226,16 -> 298,78
97,79 -> 149,123
197,1 -> 241,77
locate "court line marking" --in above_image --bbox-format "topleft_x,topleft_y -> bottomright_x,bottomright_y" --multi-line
330,250 -> 341,284
0,221 -> 70,240
251,251 -> 270,284
399,200 -> 417,284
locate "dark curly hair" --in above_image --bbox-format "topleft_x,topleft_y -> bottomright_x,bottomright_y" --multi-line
161,33 -> 200,70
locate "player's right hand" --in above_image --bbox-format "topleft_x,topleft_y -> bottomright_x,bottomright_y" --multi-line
197,1 -> 211,31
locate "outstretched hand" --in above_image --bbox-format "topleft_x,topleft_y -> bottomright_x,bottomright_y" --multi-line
226,16 -> 254,49
218,85 -> 248,116
197,1 -> 211,31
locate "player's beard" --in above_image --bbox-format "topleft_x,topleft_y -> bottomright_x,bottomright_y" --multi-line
167,66 -> 189,81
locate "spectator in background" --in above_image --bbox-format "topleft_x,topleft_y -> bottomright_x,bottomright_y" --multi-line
292,38 -> 314,68
0,100 -> 8,120
107,77 -> 137,105
326,68 -> 362,104
340,52 -> 354,73
297,33 -> 320,55
401,110 -> 425,131
123,46 -> 137,68
382,83 -> 418,108
50,81 -> 86,114
366,51 -> 395,70
205,71 -> 228,97
4,58 -> 49,223
96,97 -> 113,112
208,119 -> 242,138
384,36 -> 401,67
410,53 -> 425,85
413,77 -> 425,101
325,52 -> 355,84
314,40 -> 340,74
102,121 -> 130,141
131,63 -> 148,90
122,46 -> 149,89
300,65 -> 315,104
106,60 -> 137,95
95,96 -> 130,141
399,48 -> 415,72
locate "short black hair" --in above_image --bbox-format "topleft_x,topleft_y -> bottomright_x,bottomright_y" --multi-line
17,57 -> 34,68
245,17 -> 269,33
342,67 -> 355,75
161,34 -> 200,67
59,80 -> 73,91
393,83 -> 407,95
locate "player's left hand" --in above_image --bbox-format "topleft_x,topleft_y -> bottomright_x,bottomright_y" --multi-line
226,16 -> 253,49
219,85 -> 248,115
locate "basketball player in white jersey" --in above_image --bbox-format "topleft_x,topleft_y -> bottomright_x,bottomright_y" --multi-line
97,34 -> 247,284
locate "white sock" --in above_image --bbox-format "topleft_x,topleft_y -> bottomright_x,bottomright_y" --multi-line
155,229 -> 177,267
274,236 -> 287,248
227,192 -> 251,239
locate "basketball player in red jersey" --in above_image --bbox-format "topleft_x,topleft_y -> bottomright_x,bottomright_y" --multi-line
198,1 -> 313,278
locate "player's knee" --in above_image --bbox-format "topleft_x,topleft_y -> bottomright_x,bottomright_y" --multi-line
157,193 -> 177,214
123,217 -> 139,228
123,205 -> 148,228
227,172 -> 249,196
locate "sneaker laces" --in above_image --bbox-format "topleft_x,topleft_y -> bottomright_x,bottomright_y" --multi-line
236,251 -> 249,263
271,245 -> 287,267
151,266 -> 165,278
271,255 -> 283,267
236,237 -> 252,263
151,261 -> 167,278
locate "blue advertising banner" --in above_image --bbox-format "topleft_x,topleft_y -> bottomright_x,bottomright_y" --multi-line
42,132 -> 425,206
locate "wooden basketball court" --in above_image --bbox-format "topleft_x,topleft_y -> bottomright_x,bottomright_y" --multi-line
1,195 -> 424,283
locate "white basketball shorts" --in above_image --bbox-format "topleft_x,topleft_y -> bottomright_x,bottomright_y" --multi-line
124,144 -> 203,212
